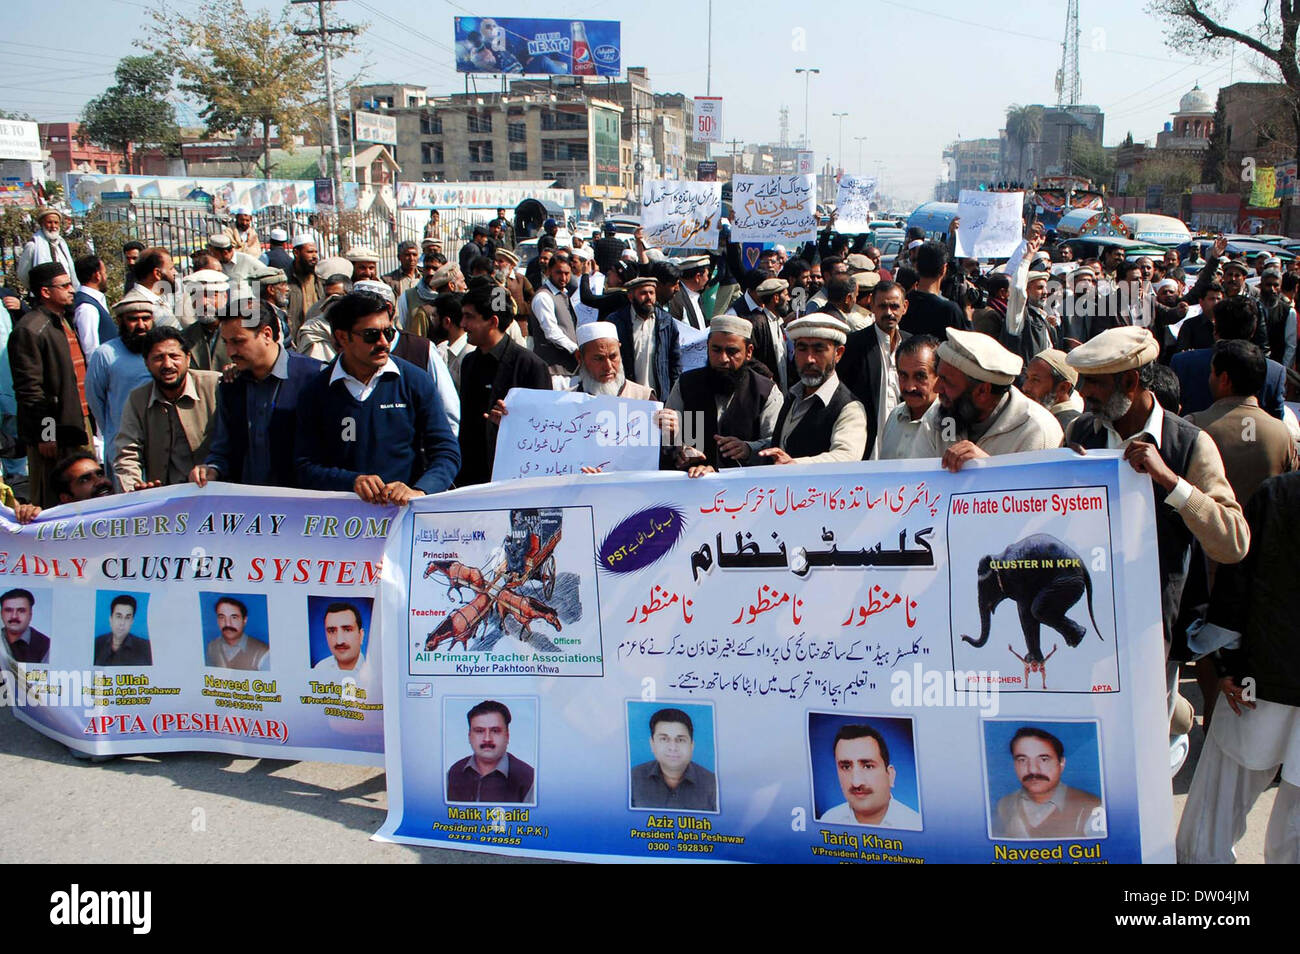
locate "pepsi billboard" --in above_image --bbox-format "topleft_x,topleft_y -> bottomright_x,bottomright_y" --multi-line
453,17 -> 621,76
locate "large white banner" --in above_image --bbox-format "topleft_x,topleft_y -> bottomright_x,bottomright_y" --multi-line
1,486 -> 389,764
954,190 -> 1026,260
377,452 -> 1174,862
0,120 -> 41,162
492,389 -> 662,480
354,111 -> 397,146
835,175 -> 878,234
731,174 -> 818,244
641,179 -> 723,249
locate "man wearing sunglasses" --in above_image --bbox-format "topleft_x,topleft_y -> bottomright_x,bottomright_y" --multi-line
295,292 -> 460,504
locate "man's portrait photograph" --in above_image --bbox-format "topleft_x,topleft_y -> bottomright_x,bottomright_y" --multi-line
92,591 -> 152,667
808,713 -> 923,831
983,720 -> 1107,840
199,592 -> 271,672
627,701 -> 719,814
443,697 -> 538,806
0,586 -> 52,665
307,596 -> 373,676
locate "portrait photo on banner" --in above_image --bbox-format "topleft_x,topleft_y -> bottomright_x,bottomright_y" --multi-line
807,712 -> 923,832
306,594 -> 374,673
198,591 -> 272,672
92,589 -> 152,667
980,719 -> 1108,841
626,700 -> 720,815
442,696 -> 539,807
0,584 -> 53,667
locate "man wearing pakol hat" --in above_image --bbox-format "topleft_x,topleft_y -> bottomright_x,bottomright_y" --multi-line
180,270 -> 233,372
1065,326 -> 1248,766
999,225 -> 1058,370
666,314 -> 782,475
731,313 -> 866,466
85,288 -> 157,475
384,241 -> 422,299
734,276 -> 793,392
493,247 -> 533,319
260,227 -> 293,272
398,256 -> 465,337
910,327 -> 1062,470
207,233 -> 262,296
569,322 -> 656,401
346,246 -> 382,283
608,275 -> 682,401
251,265 -> 291,344
18,208 -> 77,292
1021,348 -> 1084,432
7,263 -> 93,506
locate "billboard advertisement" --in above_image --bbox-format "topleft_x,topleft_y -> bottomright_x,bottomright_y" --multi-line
354,110 -> 397,146
453,17 -> 621,76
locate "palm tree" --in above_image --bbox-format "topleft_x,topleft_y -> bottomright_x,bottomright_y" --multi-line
1006,104 -> 1044,180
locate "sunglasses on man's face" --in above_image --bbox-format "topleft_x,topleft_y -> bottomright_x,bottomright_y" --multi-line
353,326 -> 396,344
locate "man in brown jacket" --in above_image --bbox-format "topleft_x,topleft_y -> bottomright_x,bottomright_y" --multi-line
8,262 -> 93,506
112,327 -> 220,492
285,235 -> 324,336
1186,340 -> 1297,507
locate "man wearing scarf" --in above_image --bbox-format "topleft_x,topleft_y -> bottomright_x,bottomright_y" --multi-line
18,208 -> 78,291
666,315 -> 782,474
397,254 -> 463,337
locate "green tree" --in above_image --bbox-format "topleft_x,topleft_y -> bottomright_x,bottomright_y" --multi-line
1069,137 -> 1116,188
1146,0 -> 1300,225
1005,104 -> 1044,179
80,55 -> 179,174
142,0 -> 360,179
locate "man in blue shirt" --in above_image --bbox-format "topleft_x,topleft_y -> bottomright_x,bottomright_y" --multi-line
85,288 -> 156,476
295,291 -> 460,503
191,307 -> 322,488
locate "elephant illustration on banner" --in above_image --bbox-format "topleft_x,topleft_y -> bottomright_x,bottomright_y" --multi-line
960,534 -> 1104,689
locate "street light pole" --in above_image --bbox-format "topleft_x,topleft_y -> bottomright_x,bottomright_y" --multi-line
854,135 -> 867,172
794,68 -> 820,149
832,111 -> 848,173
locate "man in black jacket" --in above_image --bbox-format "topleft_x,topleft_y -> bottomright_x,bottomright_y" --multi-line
456,283 -> 551,486
1176,471 -> 1300,864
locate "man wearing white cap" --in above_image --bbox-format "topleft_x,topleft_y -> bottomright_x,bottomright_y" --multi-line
741,313 -> 866,465
207,233 -> 262,295
223,211 -> 261,257
286,233 -> 324,335
17,208 -> 78,292
180,270 -> 232,372
346,246 -> 381,283
666,315 -> 782,474
85,288 -> 157,475
1000,224 -> 1057,370
735,276 -> 793,392
609,276 -> 682,401
1066,325 -> 1248,776
260,227 -> 293,272
669,256 -> 712,331
570,322 -> 655,401
910,327 -> 1062,469
1021,348 -> 1084,432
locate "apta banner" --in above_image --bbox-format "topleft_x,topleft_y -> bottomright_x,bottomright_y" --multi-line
0,486 -> 390,764
376,452 -> 1173,863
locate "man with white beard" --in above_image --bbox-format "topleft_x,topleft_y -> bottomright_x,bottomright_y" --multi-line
568,322 -> 655,400
18,208 -> 78,291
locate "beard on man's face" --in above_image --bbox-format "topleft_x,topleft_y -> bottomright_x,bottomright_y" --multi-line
706,362 -> 746,394
579,365 -> 624,397
939,382 -> 984,429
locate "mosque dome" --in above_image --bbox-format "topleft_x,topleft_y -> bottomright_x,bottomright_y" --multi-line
1177,84 -> 1214,116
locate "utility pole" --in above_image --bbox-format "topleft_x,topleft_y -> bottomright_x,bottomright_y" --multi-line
706,0 -> 713,96
630,100 -> 653,202
832,111 -> 848,174
293,0 -> 356,211
794,68 -> 820,149
724,137 -> 744,178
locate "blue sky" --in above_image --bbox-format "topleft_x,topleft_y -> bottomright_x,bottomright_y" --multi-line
0,0 -> 1272,204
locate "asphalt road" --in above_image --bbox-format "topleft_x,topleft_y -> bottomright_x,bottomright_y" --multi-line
0,670 -> 1273,863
